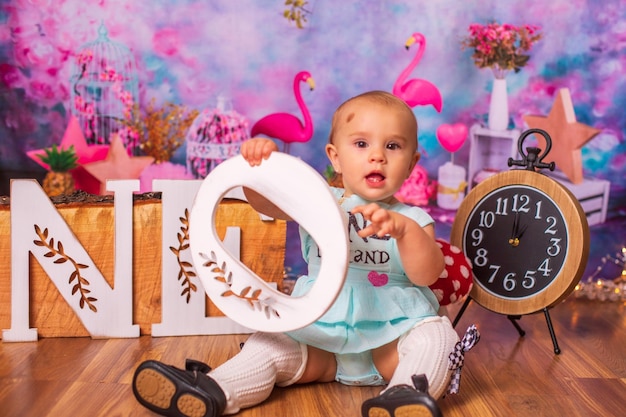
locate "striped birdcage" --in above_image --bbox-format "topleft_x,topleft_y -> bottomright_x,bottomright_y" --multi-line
185,95 -> 250,178
69,22 -> 139,154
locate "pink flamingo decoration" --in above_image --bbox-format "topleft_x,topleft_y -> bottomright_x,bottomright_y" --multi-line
393,33 -> 443,112
251,71 -> 315,154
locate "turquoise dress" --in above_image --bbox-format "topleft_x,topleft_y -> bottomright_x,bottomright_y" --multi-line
287,187 -> 440,354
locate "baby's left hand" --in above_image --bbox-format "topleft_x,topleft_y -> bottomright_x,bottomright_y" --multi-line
240,137 -> 279,166
351,203 -> 406,239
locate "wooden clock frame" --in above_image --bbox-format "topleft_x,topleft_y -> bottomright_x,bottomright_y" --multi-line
450,128 -> 590,354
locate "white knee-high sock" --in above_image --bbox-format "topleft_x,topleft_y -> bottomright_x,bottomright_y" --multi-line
387,316 -> 459,399
209,332 -> 307,415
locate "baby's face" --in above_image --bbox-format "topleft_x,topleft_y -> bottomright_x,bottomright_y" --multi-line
326,100 -> 419,204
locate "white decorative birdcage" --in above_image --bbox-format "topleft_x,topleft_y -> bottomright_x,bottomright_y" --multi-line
69,22 -> 139,153
186,95 -> 250,178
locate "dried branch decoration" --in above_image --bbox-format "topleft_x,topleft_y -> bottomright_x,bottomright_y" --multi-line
200,251 -> 280,319
33,225 -> 97,312
283,0 -> 311,29
123,98 -> 199,163
169,208 -> 198,303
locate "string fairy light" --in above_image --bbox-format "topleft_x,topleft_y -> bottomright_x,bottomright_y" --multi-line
573,246 -> 626,302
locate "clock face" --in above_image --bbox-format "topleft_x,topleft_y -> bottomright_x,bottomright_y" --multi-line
463,185 -> 568,300
451,169 -> 590,316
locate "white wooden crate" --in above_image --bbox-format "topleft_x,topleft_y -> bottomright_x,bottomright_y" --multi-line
467,124 -> 521,191
467,124 -> 610,226
546,170 -> 610,226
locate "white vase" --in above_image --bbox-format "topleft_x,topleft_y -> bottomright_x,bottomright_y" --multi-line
488,78 -> 509,131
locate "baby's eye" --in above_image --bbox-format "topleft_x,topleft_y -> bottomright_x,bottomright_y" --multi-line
355,140 -> 368,148
386,142 -> 401,150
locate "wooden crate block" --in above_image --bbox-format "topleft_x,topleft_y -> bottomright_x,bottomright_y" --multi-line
0,196 -> 286,338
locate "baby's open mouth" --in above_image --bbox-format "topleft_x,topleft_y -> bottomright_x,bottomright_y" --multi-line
366,173 -> 385,183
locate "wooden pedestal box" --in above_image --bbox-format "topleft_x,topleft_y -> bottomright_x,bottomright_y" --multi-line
0,194 -> 287,338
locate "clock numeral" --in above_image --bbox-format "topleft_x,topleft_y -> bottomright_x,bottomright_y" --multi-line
474,248 -> 488,267
487,266 -> 518,291
538,258 -> 552,277
478,211 -> 495,228
535,201 -> 542,219
546,238 -> 562,257
503,272 -> 517,291
488,264 -> 501,283
486,268 -> 537,291
470,228 -> 483,246
495,197 -> 508,215
522,270 -> 536,289
544,216 -> 558,235
511,194 -> 530,213
495,195 -> 531,215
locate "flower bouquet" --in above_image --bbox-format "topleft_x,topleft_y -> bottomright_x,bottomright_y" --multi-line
461,22 -> 543,79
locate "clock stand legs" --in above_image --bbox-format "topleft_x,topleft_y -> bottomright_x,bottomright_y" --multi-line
543,307 -> 561,354
451,296 -> 473,328
452,298 -> 562,355
506,315 -> 526,337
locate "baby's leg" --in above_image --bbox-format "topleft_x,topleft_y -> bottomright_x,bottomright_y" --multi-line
132,332 -> 306,416
210,332 -> 307,414
361,316 -> 458,417
389,315 -> 459,398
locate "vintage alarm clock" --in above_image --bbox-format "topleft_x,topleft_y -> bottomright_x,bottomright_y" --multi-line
451,129 -> 590,352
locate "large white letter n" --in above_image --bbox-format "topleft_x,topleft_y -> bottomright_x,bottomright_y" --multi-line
2,180 -> 139,342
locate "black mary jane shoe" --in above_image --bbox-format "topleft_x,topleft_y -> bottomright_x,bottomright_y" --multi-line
132,359 -> 226,417
361,374 -> 442,417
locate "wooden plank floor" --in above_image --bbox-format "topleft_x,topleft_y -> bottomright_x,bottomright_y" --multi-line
1,297 -> 625,416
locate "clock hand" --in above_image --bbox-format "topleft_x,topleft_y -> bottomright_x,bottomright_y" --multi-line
509,220 -> 528,247
511,211 -> 518,236
509,212 -> 520,246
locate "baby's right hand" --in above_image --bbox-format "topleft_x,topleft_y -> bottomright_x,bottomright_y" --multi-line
240,137 -> 279,166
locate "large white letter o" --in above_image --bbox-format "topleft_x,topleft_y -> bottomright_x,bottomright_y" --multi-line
190,153 -> 348,332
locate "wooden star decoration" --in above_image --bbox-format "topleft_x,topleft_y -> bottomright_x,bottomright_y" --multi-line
523,88 -> 600,184
82,133 -> 154,195
27,115 -> 110,194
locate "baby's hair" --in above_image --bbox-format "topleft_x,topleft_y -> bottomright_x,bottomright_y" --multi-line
328,90 -> 418,145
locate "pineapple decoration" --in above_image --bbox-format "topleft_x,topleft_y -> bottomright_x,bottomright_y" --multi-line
38,145 -> 79,197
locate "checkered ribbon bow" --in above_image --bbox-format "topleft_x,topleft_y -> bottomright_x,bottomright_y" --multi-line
447,324 -> 480,394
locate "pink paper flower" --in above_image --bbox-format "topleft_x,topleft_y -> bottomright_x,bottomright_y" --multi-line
395,165 -> 436,207
462,22 -> 543,79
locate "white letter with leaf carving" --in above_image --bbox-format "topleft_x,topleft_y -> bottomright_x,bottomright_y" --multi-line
151,180 -> 252,336
2,179 -> 139,341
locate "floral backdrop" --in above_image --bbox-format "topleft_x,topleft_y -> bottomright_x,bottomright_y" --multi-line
1,0 -> 625,276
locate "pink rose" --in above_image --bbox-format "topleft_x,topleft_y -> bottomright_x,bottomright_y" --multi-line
153,28 -> 180,57
0,63 -> 21,87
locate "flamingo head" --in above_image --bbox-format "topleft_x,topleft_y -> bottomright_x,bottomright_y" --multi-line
405,32 -> 426,50
297,70 -> 316,91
